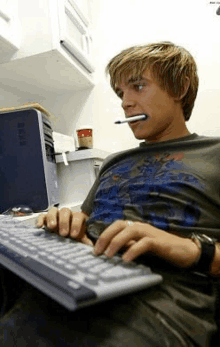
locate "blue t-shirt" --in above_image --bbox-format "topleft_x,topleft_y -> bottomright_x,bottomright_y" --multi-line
81,133 -> 220,345
82,133 -> 220,242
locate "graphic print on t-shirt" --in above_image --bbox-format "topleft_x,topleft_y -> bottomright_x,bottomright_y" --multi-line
88,152 -> 205,231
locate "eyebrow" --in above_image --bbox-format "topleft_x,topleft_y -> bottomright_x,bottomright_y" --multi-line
127,76 -> 147,84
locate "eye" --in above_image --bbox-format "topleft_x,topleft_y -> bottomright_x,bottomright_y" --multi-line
116,91 -> 123,98
115,89 -> 123,99
133,83 -> 146,91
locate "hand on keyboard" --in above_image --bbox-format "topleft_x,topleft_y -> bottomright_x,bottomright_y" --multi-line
37,207 -> 93,246
0,214 -> 163,310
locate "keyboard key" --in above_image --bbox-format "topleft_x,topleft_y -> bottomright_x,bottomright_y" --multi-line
100,264 -> 143,282
67,281 -> 81,290
0,232 -> 9,240
61,250 -> 91,260
54,259 -> 65,265
84,274 -> 99,285
68,254 -> 94,264
27,246 -> 38,252
37,254 -> 77,275
38,251 -> 47,256
89,262 -> 114,274
77,257 -> 105,271
64,264 -> 77,271
47,244 -> 74,253
52,247 -> 81,257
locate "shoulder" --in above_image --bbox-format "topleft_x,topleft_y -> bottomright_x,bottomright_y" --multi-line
99,147 -> 141,176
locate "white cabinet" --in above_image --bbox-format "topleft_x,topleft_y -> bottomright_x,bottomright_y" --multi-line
68,0 -> 91,26
0,0 -> 21,60
0,0 -> 94,96
56,149 -> 109,207
57,0 -> 94,73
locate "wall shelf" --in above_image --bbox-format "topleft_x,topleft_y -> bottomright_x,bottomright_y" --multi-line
55,148 -> 109,164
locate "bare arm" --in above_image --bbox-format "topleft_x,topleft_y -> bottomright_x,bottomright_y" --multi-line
94,220 -> 220,276
210,243 -> 220,276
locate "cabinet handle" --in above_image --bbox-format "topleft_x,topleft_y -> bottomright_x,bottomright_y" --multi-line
0,9 -> 10,22
82,35 -> 87,54
61,37 -> 95,73
86,35 -> 92,56
65,2 -> 86,35
82,34 -> 92,56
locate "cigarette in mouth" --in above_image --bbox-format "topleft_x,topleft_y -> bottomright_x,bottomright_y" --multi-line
114,114 -> 147,124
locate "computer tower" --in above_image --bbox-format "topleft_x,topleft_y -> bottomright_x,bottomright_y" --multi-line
0,108 -> 59,213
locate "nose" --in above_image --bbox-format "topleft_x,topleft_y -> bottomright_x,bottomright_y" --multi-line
121,91 -> 136,111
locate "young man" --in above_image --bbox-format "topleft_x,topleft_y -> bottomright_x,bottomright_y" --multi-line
1,42 -> 220,346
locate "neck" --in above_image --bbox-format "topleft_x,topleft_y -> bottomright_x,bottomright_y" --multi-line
145,123 -> 191,144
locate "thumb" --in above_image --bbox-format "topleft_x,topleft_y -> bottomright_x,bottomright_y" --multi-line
81,235 -> 94,246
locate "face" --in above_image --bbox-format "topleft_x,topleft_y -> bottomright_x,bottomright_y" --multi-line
115,69 -> 189,142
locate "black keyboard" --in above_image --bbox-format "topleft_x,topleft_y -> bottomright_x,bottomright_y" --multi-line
0,215 -> 162,310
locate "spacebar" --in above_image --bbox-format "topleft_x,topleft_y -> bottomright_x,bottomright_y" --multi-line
0,244 -> 96,303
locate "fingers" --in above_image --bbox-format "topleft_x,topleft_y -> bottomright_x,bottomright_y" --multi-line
70,212 -> 88,239
94,220 -> 148,257
94,220 -> 126,255
58,208 -> 73,236
37,207 -> 59,232
37,213 -> 46,228
36,207 -> 89,240
80,234 -> 94,247
122,237 -> 153,262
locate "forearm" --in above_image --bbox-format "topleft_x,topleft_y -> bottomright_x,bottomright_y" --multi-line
93,220 -> 220,276
210,243 -> 220,276
184,236 -> 220,276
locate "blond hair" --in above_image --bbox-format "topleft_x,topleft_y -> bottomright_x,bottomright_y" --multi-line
106,42 -> 199,121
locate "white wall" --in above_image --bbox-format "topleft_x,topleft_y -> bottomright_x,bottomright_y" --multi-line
85,0 -> 220,152
0,0 -> 219,154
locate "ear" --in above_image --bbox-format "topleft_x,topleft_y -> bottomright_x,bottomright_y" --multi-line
174,77 -> 190,101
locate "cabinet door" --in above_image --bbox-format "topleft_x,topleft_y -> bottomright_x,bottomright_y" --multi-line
67,0 -> 90,27
58,0 -> 94,73
0,0 -> 21,61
